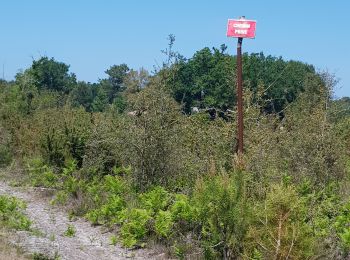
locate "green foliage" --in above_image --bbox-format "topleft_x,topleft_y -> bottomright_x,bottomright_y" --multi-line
104,64 -> 129,101
69,81 -> 96,112
170,194 -> 194,222
0,126 -> 12,167
123,68 -> 149,94
2,46 -> 350,259
110,235 -> 118,246
59,160 -> 80,198
91,88 -> 108,112
64,122 -> 88,168
139,186 -> 170,214
64,224 -> 76,237
166,48 -> 321,114
0,195 -> 31,231
30,56 -> 76,93
85,175 -> 129,225
41,127 -> 65,167
334,201 -> 350,251
330,97 -> 350,123
154,210 -> 173,238
111,95 -> 127,113
82,114 -> 121,175
121,83 -> 187,190
90,63 -> 130,111
182,115 -> 235,182
166,46 -> 234,112
119,208 -> 151,248
246,184 -> 315,259
26,158 -> 58,188
32,252 -> 60,260
112,165 -> 131,176
299,181 -> 341,251
28,107 -> 91,168
86,194 -> 125,225
192,172 -> 249,259
246,83 -> 345,191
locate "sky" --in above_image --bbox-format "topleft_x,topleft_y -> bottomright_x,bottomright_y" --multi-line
0,0 -> 349,97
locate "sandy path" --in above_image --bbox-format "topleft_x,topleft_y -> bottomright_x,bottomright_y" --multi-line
0,181 -> 166,260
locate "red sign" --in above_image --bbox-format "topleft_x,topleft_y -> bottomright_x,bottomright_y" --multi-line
227,19 -> 256,38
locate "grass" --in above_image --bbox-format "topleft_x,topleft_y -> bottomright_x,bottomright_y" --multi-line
110,235 -> 118,246
32,252 -> 60,260
0,228 -> 29,260
63,224 -> 76,237
0,195 -> 32,259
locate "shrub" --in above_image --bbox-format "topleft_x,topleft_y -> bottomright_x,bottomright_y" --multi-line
139,186 -> 170,214
170,194 -> 194,222
0,195 -> 31,231
120,84 -> 187,190
26,158 -> 58,188
41,127 -> 65,168
0,125 -> 13,167
86,194 -> 125,226
155,210 -> 173,238
246,184 -> 315,259
192,172 -> 249,259
119,208 -> 151,248
334,201 -> 350,253
85,174 -> 130,225
0,144 -> 12,167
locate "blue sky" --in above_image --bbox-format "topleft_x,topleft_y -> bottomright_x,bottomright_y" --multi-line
0,0 -> 349,97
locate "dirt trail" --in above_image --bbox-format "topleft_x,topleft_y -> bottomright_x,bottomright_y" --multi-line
0,181 -> 166,260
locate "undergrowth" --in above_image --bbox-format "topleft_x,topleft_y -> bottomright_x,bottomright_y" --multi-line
0,195 -> 31,231
23,155 -> 350,258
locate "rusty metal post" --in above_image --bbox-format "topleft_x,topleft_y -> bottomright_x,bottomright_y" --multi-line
236,37 -> 244,155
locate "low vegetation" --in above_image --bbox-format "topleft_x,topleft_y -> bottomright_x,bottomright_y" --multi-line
1,38 -> 350,259
0,195 -> 31,231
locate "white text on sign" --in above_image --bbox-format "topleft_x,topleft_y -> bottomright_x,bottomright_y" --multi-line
233,23 -> 251,29
235,29 -> 248,34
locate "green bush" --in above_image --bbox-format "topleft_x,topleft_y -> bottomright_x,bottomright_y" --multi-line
86,194 -> 125,225
0,125 -> 13,167
119,208 -> 151,248
170,194 -> 194,222
192,172 -> 249,259
26,158 -> 58,188
0,195 -> 31,231
85,174 -> 130,225
139,186 -> 170,214
0,144 -> 12,167
246,184 -> 315,259
41,127 -> 65,168
155,210 -> 173,238
335,201 -> 350,252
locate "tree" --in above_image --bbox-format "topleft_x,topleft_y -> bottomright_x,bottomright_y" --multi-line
30,57 -> 77,93
91,88 -> 108,112
124,68 -> 149,95
165,48 -> 324,115
120,79 -> 185,190
166,46 -> 234,113
101,64 -> 129,103
69,82 -> 96,112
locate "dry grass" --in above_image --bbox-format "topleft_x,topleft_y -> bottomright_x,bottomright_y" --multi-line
0,162 -> 30,187
0,229 -> 28,260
